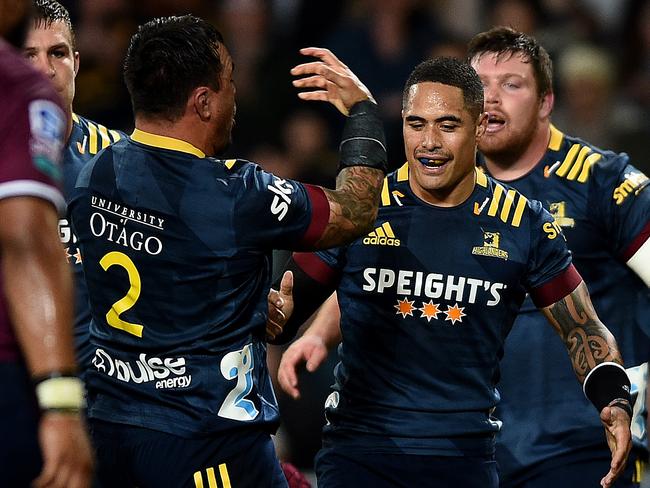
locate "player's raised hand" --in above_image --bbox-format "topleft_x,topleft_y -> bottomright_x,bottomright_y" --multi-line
599,403 -> 632,488
266,271 -> 294,342
291,47 -> 375,116
33,412 -> 94,488
278,335 -> 329,400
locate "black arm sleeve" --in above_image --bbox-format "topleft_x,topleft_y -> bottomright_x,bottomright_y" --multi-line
268,256 -> 337,345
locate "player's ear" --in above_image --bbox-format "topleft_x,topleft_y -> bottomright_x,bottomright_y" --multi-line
192,87 -> 211,121
73,51 -> 80,77
476,111 -> 488,139
539,91 -> 554,119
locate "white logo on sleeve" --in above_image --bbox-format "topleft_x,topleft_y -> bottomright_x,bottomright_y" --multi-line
28,99 -> 65,172
267,178 -> 294,221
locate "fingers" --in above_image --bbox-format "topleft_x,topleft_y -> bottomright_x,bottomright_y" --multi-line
278,347 -> 304,399
306,343 -> 328,372
279,270 -> 293,296
298,47 -> 346,68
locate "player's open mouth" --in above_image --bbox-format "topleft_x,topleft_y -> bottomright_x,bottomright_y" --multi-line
418,157 -> 450,171
486,113 -> 506,133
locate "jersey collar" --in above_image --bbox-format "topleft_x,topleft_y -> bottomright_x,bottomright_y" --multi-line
130,128 -> 206,158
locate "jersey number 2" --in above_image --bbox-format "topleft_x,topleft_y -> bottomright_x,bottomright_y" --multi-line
218,344 -> 259,421
99,251 -> 144,338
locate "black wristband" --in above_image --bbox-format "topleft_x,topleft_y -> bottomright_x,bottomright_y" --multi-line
583,362 -> 632,414
338,100 -> 387,174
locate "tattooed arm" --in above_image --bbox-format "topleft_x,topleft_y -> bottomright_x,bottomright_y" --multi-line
540,281 -> 622,383
541,281 -> 631,488
315,167 -> 383,248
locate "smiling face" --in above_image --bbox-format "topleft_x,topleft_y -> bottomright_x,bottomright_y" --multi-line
470,51 -> 552,165
23,20 -> 78,116
403,81 -> 486,207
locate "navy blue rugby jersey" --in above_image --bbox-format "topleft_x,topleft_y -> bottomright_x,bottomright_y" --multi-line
294,164 -> 580,456
68,129 -> 329,437
62,114 -> 122,371
482,126 -> 650,482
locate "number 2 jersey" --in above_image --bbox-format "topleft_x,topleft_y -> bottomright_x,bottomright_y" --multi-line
484,126 -> 650,482
68,129 -> 329,437
294,164 -> 580,456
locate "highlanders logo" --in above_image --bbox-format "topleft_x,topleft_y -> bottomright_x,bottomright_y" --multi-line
472,231 -> 509,260
548,201 -> 575,227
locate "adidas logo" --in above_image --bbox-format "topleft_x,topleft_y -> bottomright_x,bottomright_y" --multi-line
363,222 -> 401,246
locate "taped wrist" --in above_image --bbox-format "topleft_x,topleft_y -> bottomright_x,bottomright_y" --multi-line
583,362 -> 632,415
34,372 -> 85,413
338,100 -> 387,174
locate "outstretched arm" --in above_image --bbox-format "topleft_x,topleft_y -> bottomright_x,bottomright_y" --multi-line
277,294 -> 342,400
292,47 -> 386,249
541,281 -> 631,488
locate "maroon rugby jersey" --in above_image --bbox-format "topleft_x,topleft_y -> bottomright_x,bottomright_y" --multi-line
0,39 -> 66,362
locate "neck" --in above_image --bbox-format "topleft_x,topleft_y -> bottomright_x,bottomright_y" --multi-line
135,116 -> 212,156
483,121 -> 551,181
411,168 -> 476,208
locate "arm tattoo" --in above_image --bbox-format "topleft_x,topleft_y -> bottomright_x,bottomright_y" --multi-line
315,166 -> 384,249
541,282 -> 622,383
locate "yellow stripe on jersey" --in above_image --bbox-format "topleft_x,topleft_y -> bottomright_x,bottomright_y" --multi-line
205,467 -> 218,488
224,159 -> 237,169
511,194 -> 528,227
218,463 -> 232,488
475,167 -> 488,187
487,184 -> 505,217
193,471 -> 204,488
397,162 -> 409,182
72,113 -> 80,123
382,222 -> 395,238
566,146 -> 591,180
548,124 -> 564,151
375,226 -> 386,238
97,124 -> 112,150
578,153 -> 602,183
555,143 -> 580,177
500,189 -> 517,223
109,130 -> 121,143
87,121 -> 99,154
380,178 -> 391,206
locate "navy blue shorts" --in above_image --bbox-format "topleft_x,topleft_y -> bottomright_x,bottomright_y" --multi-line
90,419 -> 288,488
0,361 -> 42,487
315,446 -> 499,488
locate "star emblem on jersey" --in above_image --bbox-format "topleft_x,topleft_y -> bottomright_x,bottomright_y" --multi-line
394,298 -> 415,318
444,303 -> 466,324
419,300 -> 441,321
64,247 -> 83,264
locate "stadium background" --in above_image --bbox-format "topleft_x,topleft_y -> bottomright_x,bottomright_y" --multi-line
57,0 -> 650,483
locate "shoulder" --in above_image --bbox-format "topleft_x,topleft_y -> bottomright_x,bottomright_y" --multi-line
479,171 -> 538,228
71,114 -> 124,155
547,126 -> 627,185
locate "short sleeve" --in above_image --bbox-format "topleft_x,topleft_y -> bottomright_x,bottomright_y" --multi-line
525,199 -> 582,307
234,163 -> 329,250
591,154 -> 650,261
0,96 -> 66,212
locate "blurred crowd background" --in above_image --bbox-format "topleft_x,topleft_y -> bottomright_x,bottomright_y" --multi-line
58,0 -> 650,473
